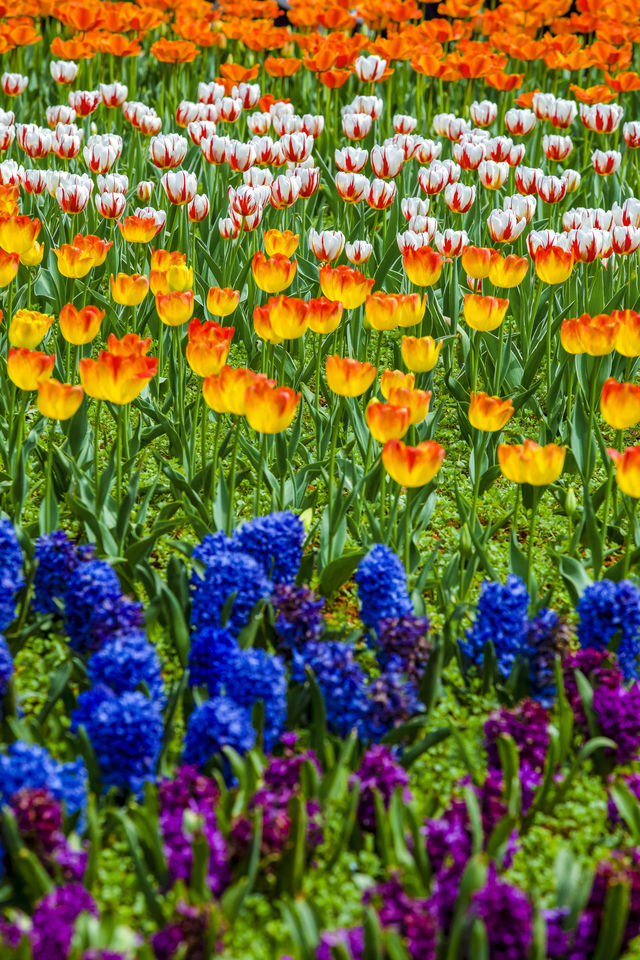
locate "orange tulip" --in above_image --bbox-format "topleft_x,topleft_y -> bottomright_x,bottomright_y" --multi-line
20,241 -> 44,268
402,246 -> 443,286
107,333 -> 152,357
401,336 -> 442,373
534,246 -> 574,284
110,273 -> 149,306
325,355 -> 377,396
469,392 -> 514,432
203,366 -> 272,416
150,264 -> 193,295
608,446 -> 640,498
488,252 -> 529,288
79,351 -> 158,404
268,295 -> 309,339
151,248 -> 186,272
252,251 -> 297,294
365,292 -> 401,331
7,348 -> 55,391
463,294 -> 509,332
561,313 -> 618,356
613,309 -> 640,357
306,297 -> 343,334
0,184 -> 19,218
118,215 -> 159,243
386,387 -> 431,425
245,380 -> 301,433
498,439 -> 566,485
462,246 -> 494,280
319,264 -> 374,309
186,318 -> 234,377
0,215 -> 41,256
380,369 -> 415,398
601,378 -> 640,430
0,249 -> 20,287
206,286 -> 240,317
382,438 -> 445,487
253,304 -> 283,344
59,304 -> 105,345
397,293 -> 427,329
156,290 -> 194,326
366,401 -> 411,442
559,316 -> 584,355
37,379 -> 84,420
264,229 -> 299,258
53,244 -> 96,279
9,309 -> 55,349
73,234 -> 112,266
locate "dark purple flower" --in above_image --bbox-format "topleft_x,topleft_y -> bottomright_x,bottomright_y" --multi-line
468,865 -> 532,960
151,902 -> 213,960
563,648 -> 623,725
484,700 -> 549,774
316,928 -> 364,960
271,583 -> 325,653
0,918 -> 22,948
364,877 -> 437,960
11,787 -> 86,882
364,669 -> 421,742
608,772 -> 640,824
593,682 -> 640,762
30,884 -> 98,960
525,609 -> 571,706
375,613 -> 431,681
351,745 -> 412,832
568,851 -> 640,958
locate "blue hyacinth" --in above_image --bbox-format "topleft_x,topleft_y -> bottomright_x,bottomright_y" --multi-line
355,544 -> 413,630
0,635 -> 13,700
293,641 -> 370,738
188,625 -> 238,694
184,696 -> 256,767
223,647 -> 287,751
87,632 -> 165,705
577,579 -> 640,680
72,685 -> 163,795
271,583 -> 326,652
0,740 -> 87,820
191,549 -> 271,637
64,559 -> 144,654
33,530 -> 94,615
231,511 -> 304,584
0,518 -> 24,632
461,575 -> 530,676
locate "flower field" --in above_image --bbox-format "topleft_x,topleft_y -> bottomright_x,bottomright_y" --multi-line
3,0 -> 640,955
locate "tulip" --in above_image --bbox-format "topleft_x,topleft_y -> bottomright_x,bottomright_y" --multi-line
110,273 -> 149,306
53,243 -> 95,279
601,379 -> 640,430
9,309 -> 55,349
462,246 -> 494,280
7,348 -> 55,391
207,287 -> 240,317
319,264 -> 374,309
188,195 -> 209,222
252,251 -> 296,293
203,366 -> 268,416
345,240 -> 373,265
79,351 -> 157,404
397,293 -> 427,329
326,355 -> 376,396
309,228 -> 345,262
386,387 -> 431,425
534,246 -> 574,284
614,310 -> 640,357
608,447 -> 640,499
118,215 -> 160,243
37,379 -> 84,419
463,294 -> 509,332
306,298 -> 343,335
401,336 -> 442,373
469,392 -> 514,431
380,369 -> 415,398
488,252 -> 529,288
59,303 -> 105,345
0,214 -> 40,256
366,402 -> 411,443
402,245 -> 443,286
107,334 -> 152,358
498,439 -> 565,485
245,380 -> 301,433
560,313 -> 618,356
186,318 -> 234,377
365,292 -> 400,331
382,438 -> 445,487
156,290 -> 194,327
268,295 -> 309,339
264,229 -> 299,258
253,304 -> 283,344
151,264 -> 194,295
73,234 -> 112,266
0,248 -> 20,286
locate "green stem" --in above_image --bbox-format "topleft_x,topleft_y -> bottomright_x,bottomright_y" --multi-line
623,497 -> 637,579
254,432 -> 266,516
116,407 -> 123,502
45,419 -> 54,532
225,419 -> 240,536
327,397 -> 343,558
94,400 -> 101,505
403,487 -> 412,572
526,489 -> 540,597
545,288 -> 555,398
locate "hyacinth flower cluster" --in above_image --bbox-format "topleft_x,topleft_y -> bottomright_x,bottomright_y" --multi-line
0,518 -> 25,710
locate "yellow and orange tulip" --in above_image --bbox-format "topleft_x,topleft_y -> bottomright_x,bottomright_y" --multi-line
382,438 -> 445,487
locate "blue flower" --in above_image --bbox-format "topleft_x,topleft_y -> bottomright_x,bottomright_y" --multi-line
577,579 -> 640,679
525,608 -> 570,706
0,517 -> 24,632
33,530 -> 94,615
461,575 -> 530,675
271,583 -> 325,652
355,544 -> 413,630
0,635 -> 13,700
72,686 -> 163,795
0,741 -> 87,820
87,632 -> 165,705
231,511 -> 304,584
64,559 -> 143,654
364,669 -> 421,743
188,625 -> 237,694
184,696 -> 256,768
191,550 -> 271,637
293,641 -> 370,738
191,530 -> 232,572
223,648 -> 287,751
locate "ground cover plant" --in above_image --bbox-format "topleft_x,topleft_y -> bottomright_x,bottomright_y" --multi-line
2,0 -> 640,955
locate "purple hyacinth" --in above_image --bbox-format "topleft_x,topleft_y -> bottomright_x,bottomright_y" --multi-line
608,772 -> 640,824
30,884 -> 98,960
364,877 -> 437,960
0,918 -> 21,948
11,787 -> 86,881
351,745 -> 412,832
525,608 -> 571,706
364,668 -> 422,742
316,928 -> 364,960
375,613 -> 431,681
562,648 -> 624,725
484,699 -> 549,786
158,765 -> 229,896
467,865 -> 532,960
151,902 -> 213,960
592,681 -> 640,763
567,851 -> 640,958
271,583 -> 326,653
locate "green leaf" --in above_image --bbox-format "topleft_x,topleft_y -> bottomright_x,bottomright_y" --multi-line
317,549 -> 366,597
